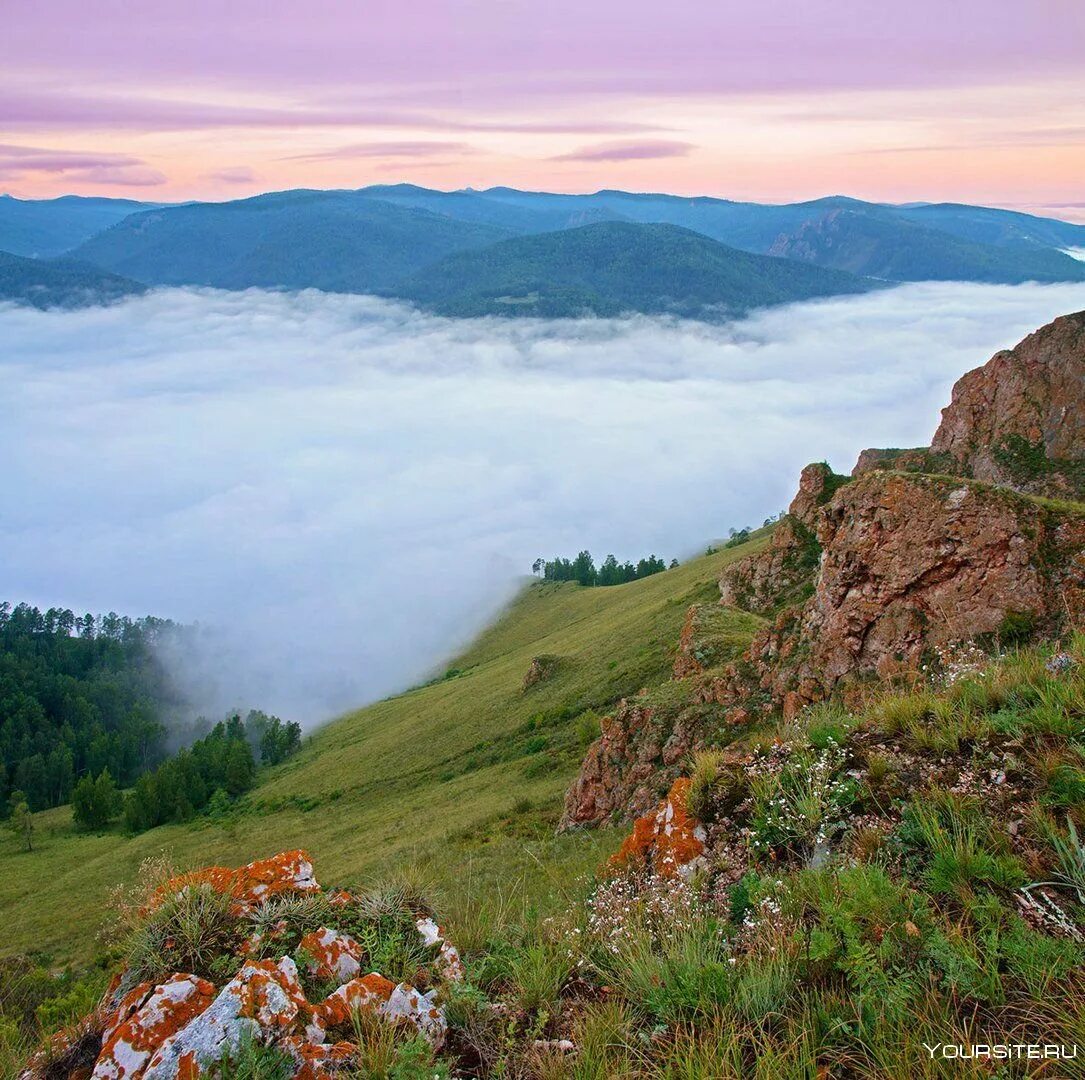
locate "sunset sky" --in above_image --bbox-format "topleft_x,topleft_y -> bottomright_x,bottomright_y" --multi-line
3,0 -> 1084,215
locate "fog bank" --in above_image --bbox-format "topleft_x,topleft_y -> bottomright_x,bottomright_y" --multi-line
3,282 -> 1083,724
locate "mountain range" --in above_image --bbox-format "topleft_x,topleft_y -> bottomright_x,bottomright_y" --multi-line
2,185 -> 1084,316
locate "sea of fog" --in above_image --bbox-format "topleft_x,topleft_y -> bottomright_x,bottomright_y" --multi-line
3,281 -> 1084,725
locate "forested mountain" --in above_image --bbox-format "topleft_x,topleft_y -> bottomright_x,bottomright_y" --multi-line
0,249 -> 145,308
0,194 -> 159,257
768,208 -> 1085,283
71,190 -> 515,292
392,221 -> 878,318
2,184 -> 1082,315
0,603 -> 182,812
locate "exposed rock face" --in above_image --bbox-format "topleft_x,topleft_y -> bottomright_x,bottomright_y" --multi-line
855,310 -> 1085,498
565,310 -> 1085,824
609,778 -> 707,881
932,311 -> 1084,473
751,473 -> 1085,712
718,463 -> 841,616
561,701 -> 662,827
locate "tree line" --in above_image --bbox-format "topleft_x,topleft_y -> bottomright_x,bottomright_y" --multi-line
66,710 -> 301,833
0,602 -> 182,814
531,552 -> 676,587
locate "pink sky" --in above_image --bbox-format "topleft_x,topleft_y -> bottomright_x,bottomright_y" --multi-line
3,0 -> 1084,215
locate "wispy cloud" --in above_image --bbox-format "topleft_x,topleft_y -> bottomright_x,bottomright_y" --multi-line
552,139 -> 695,163
3,282 -> 1084,723
0,87 -> 660,136
0,143 -> 166,185
283,141 -> 476,163
202,165 -> 257,184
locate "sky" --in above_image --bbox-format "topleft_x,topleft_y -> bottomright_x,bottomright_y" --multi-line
4,280 -> 1084,724
2,0 -> 1084,214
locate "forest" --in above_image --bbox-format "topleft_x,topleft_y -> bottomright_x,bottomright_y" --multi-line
0,602 -> 181,814
0,603 -> 302,826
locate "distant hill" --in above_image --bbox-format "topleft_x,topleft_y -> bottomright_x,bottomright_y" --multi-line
8,183 -> 1078,315
767,208 -> 1085,284
72,190 -> 515,292
0,249 -> 145,309
0,194 -> 160,257
389,221 -> 879,318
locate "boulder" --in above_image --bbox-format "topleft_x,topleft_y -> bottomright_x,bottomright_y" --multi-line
91,974 -> 216,1079
298,930 -> 363,985
142,959 -> 310,1079
609,778 -> 707,881
155,850 -> 319,915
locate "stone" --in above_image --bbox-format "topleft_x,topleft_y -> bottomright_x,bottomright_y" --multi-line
298,929 -> 364,985
155,851 -> 320,915
91,975 -> 216,1079
142,959 -> 309,1079
609,778 -> 707,881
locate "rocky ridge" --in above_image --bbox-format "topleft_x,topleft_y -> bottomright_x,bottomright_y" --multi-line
562,310 -> 1085,830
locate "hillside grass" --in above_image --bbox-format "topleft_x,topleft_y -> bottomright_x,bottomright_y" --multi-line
0,536 -> 768,965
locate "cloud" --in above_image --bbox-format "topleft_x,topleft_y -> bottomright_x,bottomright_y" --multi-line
203,166 -> 257,184
0,142 -> 167,185
283,141 -> 476,162
2,281 -> 1084,726
0,87 -> 660,136
552,139 -> 695,163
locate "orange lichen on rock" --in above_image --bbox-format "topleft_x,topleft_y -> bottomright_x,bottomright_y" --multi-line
154,850 -> 319,914
298,929 -> 364,985
279,1036 -> 356,1080
609,777 -> 707,881
313,973 -> 396,1031
91,974 -> 216,1079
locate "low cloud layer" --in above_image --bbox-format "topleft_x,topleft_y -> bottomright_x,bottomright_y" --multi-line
2,282 -> 1084,725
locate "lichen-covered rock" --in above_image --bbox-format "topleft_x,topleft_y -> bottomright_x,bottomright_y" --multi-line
313,974 -> 446,1048
298,929 -> 363,985
278,1036 -> 356,1079
142,959 -> 309,1079
609,778 -> 707,880
91,974 -> 215,1079
156,851 -> 319,915
415,917 -> 465,982
313,973 -> 396,1032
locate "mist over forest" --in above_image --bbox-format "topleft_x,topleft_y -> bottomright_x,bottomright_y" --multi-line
3,280 -> 1084,725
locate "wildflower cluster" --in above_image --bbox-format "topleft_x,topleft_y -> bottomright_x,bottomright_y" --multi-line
1046,652 -> 1076,675
923,640 -> 989,687
747,741 -> 858,862
584,871 -> 707,955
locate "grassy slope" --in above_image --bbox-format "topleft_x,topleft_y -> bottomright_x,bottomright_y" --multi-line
0,537 -> 768,964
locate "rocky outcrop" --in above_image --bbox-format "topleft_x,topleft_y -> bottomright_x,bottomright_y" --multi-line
751,473 -> 1085,712
565,310 -> 1085,822
717,464 -> 843,616
856,310 -> 1085,498
21,852 -> 461,1080
561,701 -> 663,827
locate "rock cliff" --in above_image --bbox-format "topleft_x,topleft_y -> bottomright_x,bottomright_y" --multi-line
563,310 -> 1085,826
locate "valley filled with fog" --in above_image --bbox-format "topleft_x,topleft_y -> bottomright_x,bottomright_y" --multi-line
3,281 -> 1084,725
